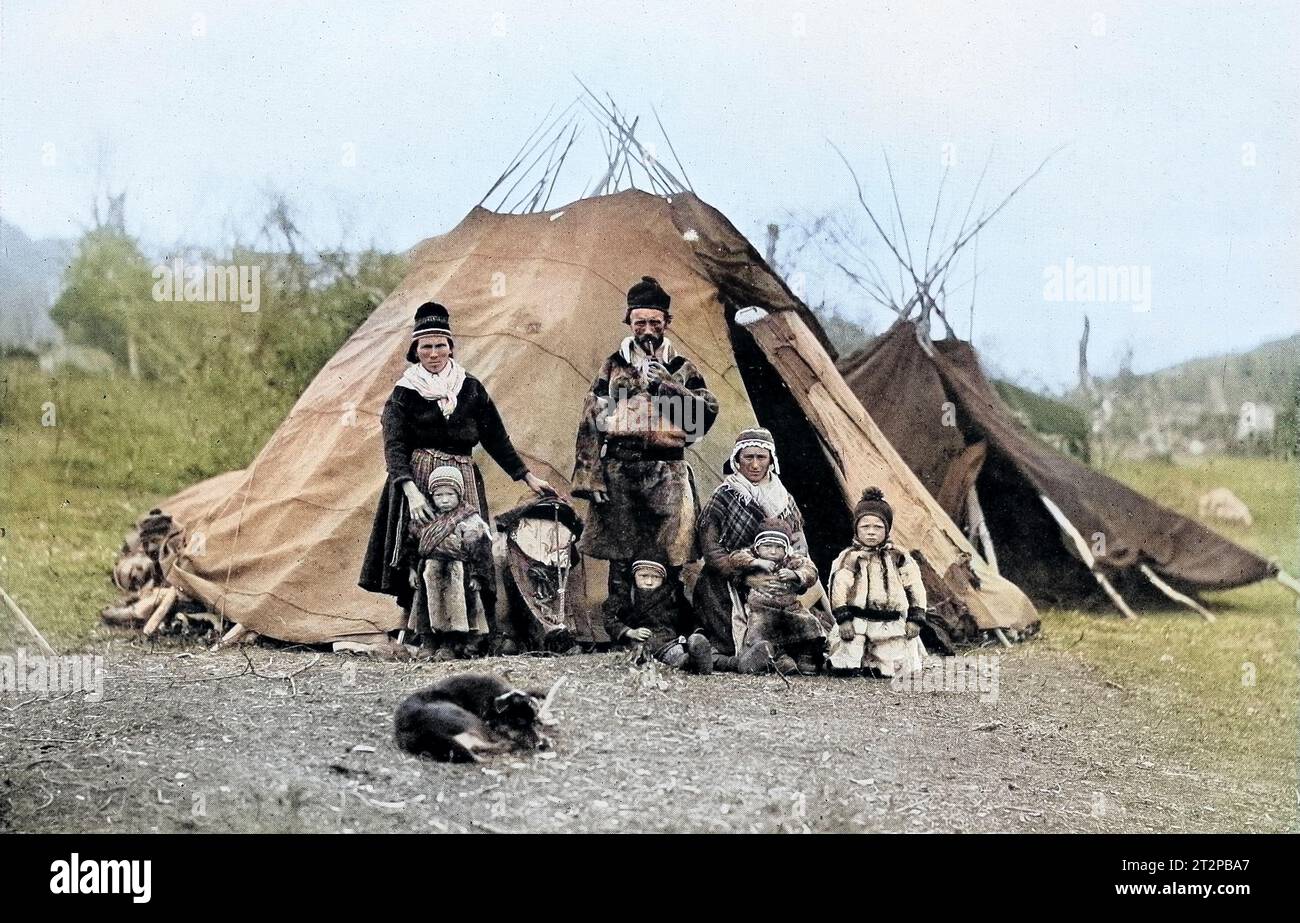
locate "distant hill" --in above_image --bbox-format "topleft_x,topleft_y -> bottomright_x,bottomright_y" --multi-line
1087,333 -> 1299,457
0,217 -> 71,347
1136,333 -> 1300,412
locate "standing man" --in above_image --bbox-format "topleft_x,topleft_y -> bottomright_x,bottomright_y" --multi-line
571,276 -> 719,617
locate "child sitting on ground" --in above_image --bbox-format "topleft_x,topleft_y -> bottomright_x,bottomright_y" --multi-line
407,465 -> 494,660
827,487 -> 927,677
730,520 -> 828,675
605,559 -> 720,673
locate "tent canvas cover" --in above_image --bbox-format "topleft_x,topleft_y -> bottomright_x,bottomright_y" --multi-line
839,320 -> 1277,606
159,190 -> 1038,644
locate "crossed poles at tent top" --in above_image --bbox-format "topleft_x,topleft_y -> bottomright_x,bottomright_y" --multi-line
478,81 -> 695,215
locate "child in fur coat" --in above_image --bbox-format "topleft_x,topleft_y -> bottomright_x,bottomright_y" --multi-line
730,520 -> 827,674
605,560 -> 719,673
827,487 -> 927,677
407,465 -> 494,660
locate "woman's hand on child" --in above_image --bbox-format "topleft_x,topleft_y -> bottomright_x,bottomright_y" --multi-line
838,622 -> 856,642
404,483 -> 434,525
775,567 -> 798,583
625,627 -> 653,642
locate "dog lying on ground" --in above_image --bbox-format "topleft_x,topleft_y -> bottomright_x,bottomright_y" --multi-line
394,673 -> 556,762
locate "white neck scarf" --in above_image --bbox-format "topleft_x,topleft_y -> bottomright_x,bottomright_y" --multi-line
725,470 -> 791,519
619,336 -> 678,376
396,359 -> 466,417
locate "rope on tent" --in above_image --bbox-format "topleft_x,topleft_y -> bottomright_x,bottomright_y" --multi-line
1038,494 -> 1137,620
1138,564 -> 1216,623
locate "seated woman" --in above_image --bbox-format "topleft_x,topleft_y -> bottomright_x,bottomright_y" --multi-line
693,428 -> 826,670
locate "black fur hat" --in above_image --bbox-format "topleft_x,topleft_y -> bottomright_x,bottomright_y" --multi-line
853,486 -> 893,533
623,275 -> 671,324
407,302 -> 452,362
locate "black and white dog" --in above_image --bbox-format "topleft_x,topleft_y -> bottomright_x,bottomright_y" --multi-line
394,673 -> 555,762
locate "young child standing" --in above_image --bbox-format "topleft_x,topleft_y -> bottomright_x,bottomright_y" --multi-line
730,520 -> 827,674
407,465 -> 494,660
605,560 -> 719,673
827,487 -> 927,677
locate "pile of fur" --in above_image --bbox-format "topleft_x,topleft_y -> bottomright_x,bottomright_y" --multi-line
100,508 -> 214,636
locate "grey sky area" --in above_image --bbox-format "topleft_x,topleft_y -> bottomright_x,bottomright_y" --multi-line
2,0 -> 1295,388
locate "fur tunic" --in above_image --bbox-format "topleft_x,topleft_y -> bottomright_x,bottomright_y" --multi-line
729,548 -> 826,667
827,541 -> 927,675
571,347 -> 717,564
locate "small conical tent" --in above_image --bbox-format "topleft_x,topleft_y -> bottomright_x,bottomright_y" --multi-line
157,191 -> 1038,644
839,320 -> 1278,608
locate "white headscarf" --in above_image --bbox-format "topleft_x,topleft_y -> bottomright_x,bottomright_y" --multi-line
723,431 -> 791,518
396,358 -> 467,417
725,469 -> 791,519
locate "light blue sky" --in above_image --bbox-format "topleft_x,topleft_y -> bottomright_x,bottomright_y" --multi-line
2,0 -> 1296,389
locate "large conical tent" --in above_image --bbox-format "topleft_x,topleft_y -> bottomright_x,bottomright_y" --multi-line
156,188 -> 1039,645
839,320 -> 1278,607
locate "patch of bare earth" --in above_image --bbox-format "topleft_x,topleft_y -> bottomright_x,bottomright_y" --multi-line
1,637 -> 1289,833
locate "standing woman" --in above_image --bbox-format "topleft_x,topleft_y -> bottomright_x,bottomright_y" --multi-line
359,302 -> 553,656
693,428 -> 823,669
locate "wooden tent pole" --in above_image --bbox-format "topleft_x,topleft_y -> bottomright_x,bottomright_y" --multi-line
214,622 -> 250,649
0,584 -> 57,656
1038,494 -> 1138,620
1138,564 -> 1216,623
142,587 -> 180,636
966,485 -> 999,574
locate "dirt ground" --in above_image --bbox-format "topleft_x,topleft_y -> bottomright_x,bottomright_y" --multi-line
1,636 -> 1291,834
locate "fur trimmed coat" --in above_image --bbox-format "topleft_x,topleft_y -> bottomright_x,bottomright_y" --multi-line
729,549 -> 827,668
826,542 -> 927,675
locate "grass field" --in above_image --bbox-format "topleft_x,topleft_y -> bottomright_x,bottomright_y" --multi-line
0,358 -> 293,649
2,359 -> 1296,826
1042,455 -> 1298,806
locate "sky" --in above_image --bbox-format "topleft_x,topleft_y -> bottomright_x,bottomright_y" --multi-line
2,0 -> 1296,390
